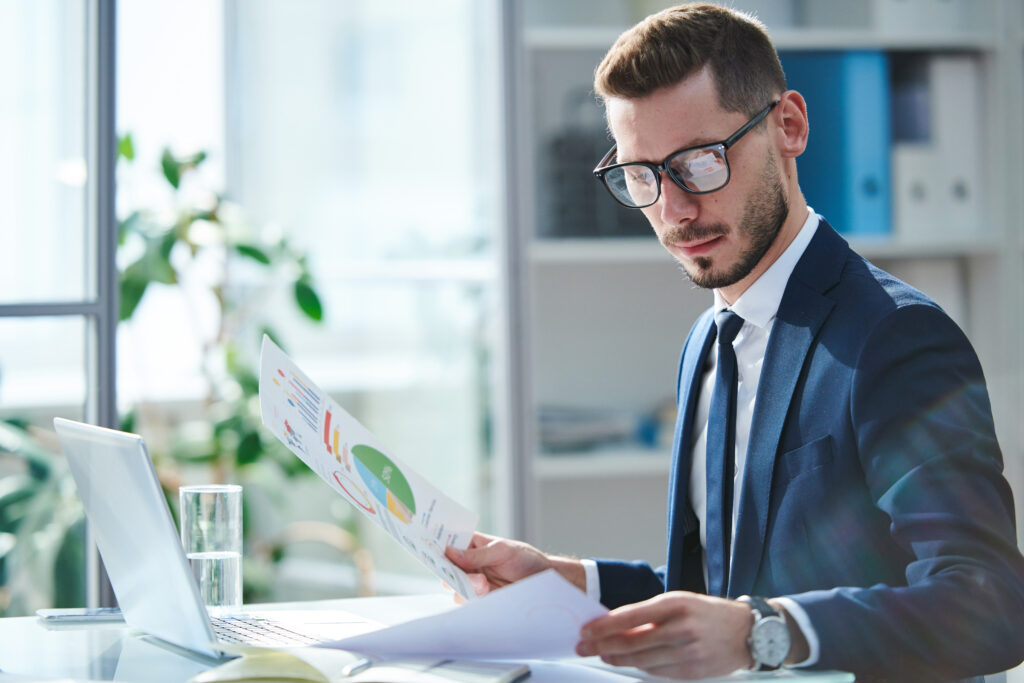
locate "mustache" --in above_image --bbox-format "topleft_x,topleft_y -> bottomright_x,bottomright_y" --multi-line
660,223 -> 729,244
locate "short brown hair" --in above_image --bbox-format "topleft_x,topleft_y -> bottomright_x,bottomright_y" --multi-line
594,3 -> 786,117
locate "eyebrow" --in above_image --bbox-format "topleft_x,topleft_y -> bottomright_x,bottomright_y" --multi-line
617,135 -> 723,165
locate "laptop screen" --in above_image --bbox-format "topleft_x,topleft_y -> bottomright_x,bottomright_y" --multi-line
54,417 -> 221,658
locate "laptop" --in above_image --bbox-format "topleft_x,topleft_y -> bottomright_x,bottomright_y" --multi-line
52,417 -> 379,661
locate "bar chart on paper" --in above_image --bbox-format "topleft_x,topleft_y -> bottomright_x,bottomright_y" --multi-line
277,368 -> 320,432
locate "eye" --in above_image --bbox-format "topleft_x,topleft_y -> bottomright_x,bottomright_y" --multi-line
685,152 -> 726,177
626,168 -> 654,185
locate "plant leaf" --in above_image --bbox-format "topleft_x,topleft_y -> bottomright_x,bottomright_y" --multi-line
293,280 -> 323,322
234,243 -> 271,265
160,149 -> 208,189
259,325 -> 285,351
235,368 -> 260,397
119,269 -> 149,321
118,133 -> 135,161
118,211 -> 143,246
161,149 -> 181,189
158,229 -> 178,262
236,431 -> 262,466
213,414 -> 243,438
137,235 -> 176,285
185,151 -> 208,167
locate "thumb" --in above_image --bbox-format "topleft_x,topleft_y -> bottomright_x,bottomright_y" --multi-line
446,540 -> 500,571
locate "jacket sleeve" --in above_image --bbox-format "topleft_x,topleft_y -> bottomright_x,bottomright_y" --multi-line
591,559 -> 667,609
788,304 -> 1024,680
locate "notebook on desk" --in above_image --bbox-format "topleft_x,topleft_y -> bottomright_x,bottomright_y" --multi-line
52,417 -> 379,661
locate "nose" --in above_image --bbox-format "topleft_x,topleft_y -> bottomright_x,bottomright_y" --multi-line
657,173 -> 699,225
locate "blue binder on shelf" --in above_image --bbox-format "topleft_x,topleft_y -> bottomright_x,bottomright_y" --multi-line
779,50 -> 891,236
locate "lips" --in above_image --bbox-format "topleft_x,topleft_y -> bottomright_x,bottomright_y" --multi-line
674,235 -> 724,258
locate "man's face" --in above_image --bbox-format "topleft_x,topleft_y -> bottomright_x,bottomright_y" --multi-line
605,69 -> 788,296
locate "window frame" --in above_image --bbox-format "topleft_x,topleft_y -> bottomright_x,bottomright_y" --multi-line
0,0 -> 118,608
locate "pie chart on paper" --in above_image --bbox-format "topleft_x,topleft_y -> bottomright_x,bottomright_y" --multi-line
352,444 -> 416,524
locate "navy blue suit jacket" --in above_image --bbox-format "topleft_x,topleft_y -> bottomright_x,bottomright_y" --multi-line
594,221 -> 1024,680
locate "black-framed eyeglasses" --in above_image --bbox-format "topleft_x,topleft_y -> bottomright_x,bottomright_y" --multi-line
592,100 -> 780,209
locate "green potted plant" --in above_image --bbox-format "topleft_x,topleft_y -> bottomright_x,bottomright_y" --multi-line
116,135 -> 363,601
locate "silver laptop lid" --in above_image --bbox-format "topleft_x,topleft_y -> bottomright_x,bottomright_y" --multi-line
53,417 -> 220,658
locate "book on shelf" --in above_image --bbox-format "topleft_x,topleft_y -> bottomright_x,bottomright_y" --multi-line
780,49 -> 892,237
891,53 -> 982,242
795,0 -> 982,33
538,404 -> 671,453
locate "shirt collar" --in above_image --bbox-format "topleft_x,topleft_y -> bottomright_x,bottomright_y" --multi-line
713,207 -> 819,328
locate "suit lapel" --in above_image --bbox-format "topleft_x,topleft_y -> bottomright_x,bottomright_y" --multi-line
727,222 -> 846,597
665,309 -> 715,591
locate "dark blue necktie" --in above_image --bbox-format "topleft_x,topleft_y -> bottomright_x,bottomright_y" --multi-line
705,310 -> 744,597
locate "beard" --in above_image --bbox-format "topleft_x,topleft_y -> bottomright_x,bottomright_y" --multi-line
663,153 -> 789,290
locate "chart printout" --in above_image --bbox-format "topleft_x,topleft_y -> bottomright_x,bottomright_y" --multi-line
258,336 -> 479,600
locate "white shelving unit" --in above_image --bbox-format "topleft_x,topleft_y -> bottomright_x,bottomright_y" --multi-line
534,448 -> 671,479
499,0 -> 1024,570
531,235 -> 1005,263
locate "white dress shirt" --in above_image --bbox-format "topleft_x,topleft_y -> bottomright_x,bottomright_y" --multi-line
583,207 -> 821,666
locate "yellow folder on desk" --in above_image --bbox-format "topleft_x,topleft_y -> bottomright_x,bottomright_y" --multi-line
189,645 -> 530,683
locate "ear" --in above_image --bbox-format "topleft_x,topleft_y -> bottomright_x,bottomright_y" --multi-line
773,90 -> 808,159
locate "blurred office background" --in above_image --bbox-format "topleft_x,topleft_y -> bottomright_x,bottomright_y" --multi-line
1,2 -> 1022,661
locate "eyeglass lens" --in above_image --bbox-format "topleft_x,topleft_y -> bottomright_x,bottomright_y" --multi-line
604,144 -> 729,207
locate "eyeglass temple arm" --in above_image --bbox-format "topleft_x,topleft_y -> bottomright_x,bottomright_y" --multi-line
723,99 -> 780,150
594,145 -> 617,174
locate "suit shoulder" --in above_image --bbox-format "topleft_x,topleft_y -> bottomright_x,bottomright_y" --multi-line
833,252 -> 946,324
804,251 -> 977,366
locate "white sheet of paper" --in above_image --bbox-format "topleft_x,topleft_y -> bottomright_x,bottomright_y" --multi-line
526,661 -> 643,682
258,336 -> 479,599
323,569 -> 609,660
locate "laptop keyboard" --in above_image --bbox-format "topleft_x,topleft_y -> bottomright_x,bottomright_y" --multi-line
210,615 -> 322,647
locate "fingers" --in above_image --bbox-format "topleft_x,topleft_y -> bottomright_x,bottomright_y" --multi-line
445,533 -> 551,593
593,642 -> 690,672
467,531 -> 498,548
445,535 -> 506,572
444,587 -> 468,605
468,572 -> 490,596
444,571 -> 493,601
576,593 -> 753,680
577,620 -> 685,659
440,580 -> 473,604
444,543 -> 478,571
445,532 -> 497,561
581,593 -> 693,640
442,545 -> 499,599
585,637 -> 739,680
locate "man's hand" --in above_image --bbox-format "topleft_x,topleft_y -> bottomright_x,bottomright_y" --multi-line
575,591 -> 754,680
445,532 -> 585,598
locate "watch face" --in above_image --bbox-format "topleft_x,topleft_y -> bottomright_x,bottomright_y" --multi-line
752,616 -> 790,667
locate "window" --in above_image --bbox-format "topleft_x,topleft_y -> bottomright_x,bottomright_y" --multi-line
116,0 -> 504,595
0,0 -> 117,614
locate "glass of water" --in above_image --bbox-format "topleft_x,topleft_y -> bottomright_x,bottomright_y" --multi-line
179,484 -> 242,614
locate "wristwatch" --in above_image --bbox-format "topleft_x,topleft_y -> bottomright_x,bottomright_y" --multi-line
745,596 -> 790,670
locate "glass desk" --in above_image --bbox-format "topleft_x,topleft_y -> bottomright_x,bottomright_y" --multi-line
0,594 -> 855,682
0,594 -> 448,682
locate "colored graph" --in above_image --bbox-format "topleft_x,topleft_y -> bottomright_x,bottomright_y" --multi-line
353,444 -> 416,524
322,410 -> 351,470
273,368 -> 320,432
332,471 -> 375,514
278,418 -> 307,454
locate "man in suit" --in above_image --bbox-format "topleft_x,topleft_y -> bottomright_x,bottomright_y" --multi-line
447,4 -> 1024,680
